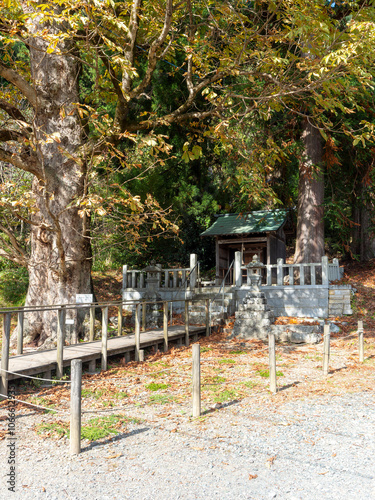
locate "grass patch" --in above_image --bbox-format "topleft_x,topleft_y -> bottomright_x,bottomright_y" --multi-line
203,375 -> 226,387
114,391 -> 128,399
213,389 -> 239,403
243,380 -> 258,389
145,382 -> 170,391
200,347 -> 212,353
151,361 -> 168,368
37,421 -> 68,437
81,415 -> 126,440
256,369 -> 284,378
81,388 -> 106,399
30,397 -> 56,413
229,350 -> 246,355
218,358 -> 236,365
148,394 -> 175,404
37,415 -> 139,441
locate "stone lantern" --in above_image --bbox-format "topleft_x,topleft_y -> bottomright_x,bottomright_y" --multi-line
245,254 -> 265,290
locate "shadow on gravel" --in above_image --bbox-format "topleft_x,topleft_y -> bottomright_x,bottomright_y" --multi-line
329,366 -> 348,374
81,426 -> 150,453
277,381 -> 301,393
202,399 -> 240,415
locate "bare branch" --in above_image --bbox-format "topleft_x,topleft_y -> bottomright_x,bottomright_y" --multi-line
129,0 -> 173,99
122,0 -> 142,94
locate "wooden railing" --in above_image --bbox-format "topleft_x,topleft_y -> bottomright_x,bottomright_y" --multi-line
239,256 -> 336,287
122,267 -> 191,289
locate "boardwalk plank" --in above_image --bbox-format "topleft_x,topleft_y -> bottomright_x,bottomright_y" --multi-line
6,325 -> 206,380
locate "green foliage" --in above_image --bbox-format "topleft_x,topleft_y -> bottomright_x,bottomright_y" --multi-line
2,0 -> 375,278
0,264 -> 28,307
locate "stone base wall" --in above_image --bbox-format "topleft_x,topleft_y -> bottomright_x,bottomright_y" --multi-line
235,286 -> 329,318
123,284 -> 353,320
328,285 -> 352,316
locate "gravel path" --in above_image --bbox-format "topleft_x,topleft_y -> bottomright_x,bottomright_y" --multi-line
1,391 -> 374,500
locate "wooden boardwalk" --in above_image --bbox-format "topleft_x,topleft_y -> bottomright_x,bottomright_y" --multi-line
6,325 -> 206,381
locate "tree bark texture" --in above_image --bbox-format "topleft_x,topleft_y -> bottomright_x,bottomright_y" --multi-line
294,120 -> 325,264
22,16 -> 92,345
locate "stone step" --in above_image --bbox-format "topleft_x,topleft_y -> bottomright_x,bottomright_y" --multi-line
242,291 -> 265,298
233,318 -> 273,329
243,297 -> 267,305
272,324 -> 323,334
235,311 -> 274,320
238,304 -> 270,312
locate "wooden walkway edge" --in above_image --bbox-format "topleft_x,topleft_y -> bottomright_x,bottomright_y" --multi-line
6,325 -> 206,381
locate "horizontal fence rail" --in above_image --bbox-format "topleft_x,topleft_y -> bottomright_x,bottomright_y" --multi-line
122,254 -> 199,291
238,256 -> 334,288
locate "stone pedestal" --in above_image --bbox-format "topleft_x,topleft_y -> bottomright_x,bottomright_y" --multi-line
231,289 -> 274,340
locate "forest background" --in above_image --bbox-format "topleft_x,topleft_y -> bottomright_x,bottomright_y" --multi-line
0,0 -> 375,320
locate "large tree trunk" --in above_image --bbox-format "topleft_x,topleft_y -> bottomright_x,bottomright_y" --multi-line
294,119 -> 325,263
22,18 -> 92,346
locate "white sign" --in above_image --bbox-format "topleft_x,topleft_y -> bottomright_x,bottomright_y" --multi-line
76,294 -> 93,304
66,319 -> 74,325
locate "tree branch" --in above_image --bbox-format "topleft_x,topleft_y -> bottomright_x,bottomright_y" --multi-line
0,224 -> 28,266
122,0 -> 142,94
0,99 -> 30,124
0,147 -> 42,179
0,129 -> 28,142
0,62 -> 38,108
129,0 -> 173,99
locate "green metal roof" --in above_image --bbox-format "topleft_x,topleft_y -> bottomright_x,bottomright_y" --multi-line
201,210 -> 288,237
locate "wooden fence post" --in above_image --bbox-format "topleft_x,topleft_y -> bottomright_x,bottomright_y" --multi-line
101,306 -> 108,371
118,305 -> 122,336
0,313 -> 11,398
322,256 -> 329,286
185,300 -> 190,346
234,251 -> 242,287
323,323 -> 330,375
139,349 -> 144,362
17,310 -> 24,355
70,359 -> 82,455
205,299 -> 210,337
89,306 -> 95,342
358,320 -> 364,363
192,344 -> 201,417
142,300 -> 146,332
163,301 -> 168,352
268,331 -> 277,394
277,258 -> 284,286
122,265 -> 128,290
135,303 -> 141,361
57,306 -> 66,379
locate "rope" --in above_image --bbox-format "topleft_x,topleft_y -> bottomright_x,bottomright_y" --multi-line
0,393 -> 62,413
0,368 -> 71,383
